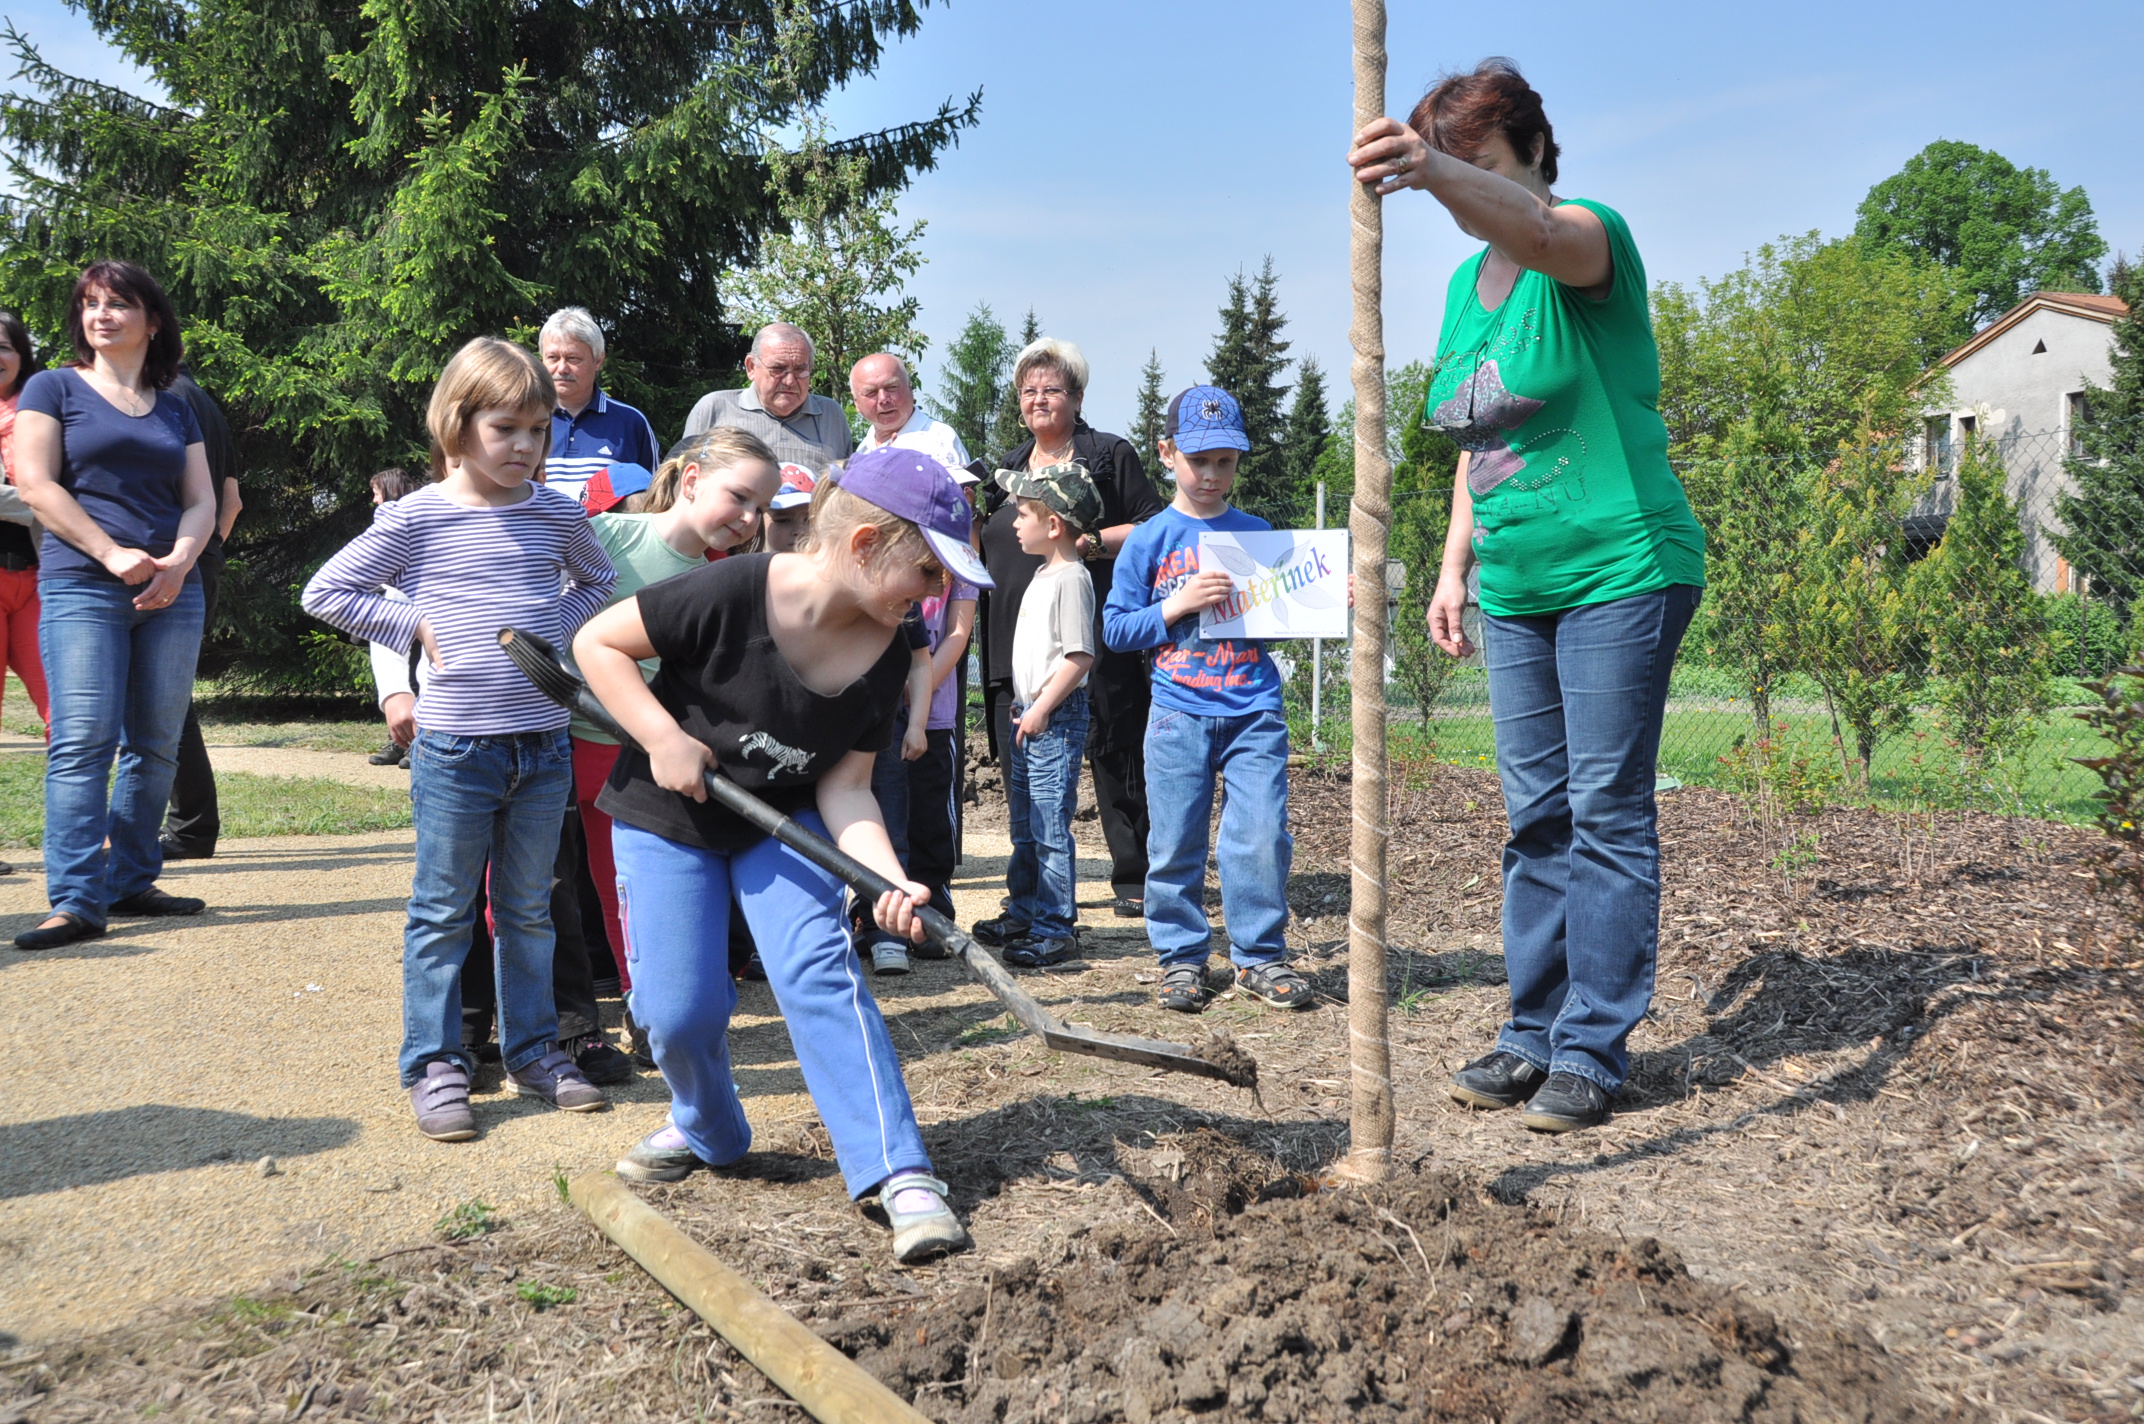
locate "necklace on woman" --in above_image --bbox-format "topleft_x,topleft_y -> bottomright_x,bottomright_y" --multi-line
1031,434 -> 1075,467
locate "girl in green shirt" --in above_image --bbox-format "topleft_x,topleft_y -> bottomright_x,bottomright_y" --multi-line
1349,59 -> 1704,1134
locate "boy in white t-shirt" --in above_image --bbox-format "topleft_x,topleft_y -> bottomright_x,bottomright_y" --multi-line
984,462 -> 1102,968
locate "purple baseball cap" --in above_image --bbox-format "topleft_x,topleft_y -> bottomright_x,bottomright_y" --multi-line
837,445 -> 994,588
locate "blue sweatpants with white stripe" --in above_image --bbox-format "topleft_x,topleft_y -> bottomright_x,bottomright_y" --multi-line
612,815 -> 933,1199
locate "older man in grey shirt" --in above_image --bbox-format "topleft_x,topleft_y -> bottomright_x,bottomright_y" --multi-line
680,322 -> 854,473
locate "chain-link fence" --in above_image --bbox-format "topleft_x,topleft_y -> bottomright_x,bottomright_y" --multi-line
1248,418 -> 2139,826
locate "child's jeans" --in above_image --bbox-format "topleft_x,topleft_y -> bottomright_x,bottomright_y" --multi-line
613,815 -> 934,1199
1142,706 -> 1293,969
401,728 -> 572,1086
1005,687 -> 1088,940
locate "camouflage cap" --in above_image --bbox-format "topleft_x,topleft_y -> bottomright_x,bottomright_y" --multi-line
994,461 -> 1103,538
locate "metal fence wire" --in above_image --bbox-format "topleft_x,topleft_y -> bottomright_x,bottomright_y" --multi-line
1240,418 -> 2140,826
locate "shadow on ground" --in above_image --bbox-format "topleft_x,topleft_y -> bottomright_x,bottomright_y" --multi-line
0,1105 -> 360,1198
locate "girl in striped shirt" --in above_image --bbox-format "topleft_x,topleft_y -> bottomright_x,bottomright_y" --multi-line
303,338 -> 617,1143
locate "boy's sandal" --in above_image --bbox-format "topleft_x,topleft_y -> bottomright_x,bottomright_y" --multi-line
879,1171 -> 970,1263
1157,964 -> 1211,1013
1236,960 -> 1317,1010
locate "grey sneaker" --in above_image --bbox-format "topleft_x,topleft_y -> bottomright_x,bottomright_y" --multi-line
409,1060 -> 477,1141
507,1047 -> 606,1112
617,1124 -> 708,1183
870,938 -> 912,976
880,1171 -> 970,1263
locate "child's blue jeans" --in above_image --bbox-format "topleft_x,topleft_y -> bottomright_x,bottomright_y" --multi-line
613,814 -> 934,1199
1142,706 -> 1293,968
401,728 -> 571,1086
1005,687 -> 1088,940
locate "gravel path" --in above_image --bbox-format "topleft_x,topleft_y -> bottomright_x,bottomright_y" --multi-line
0,754 -> 1080,1348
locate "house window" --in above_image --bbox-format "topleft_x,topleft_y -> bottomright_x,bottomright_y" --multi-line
1958,414 -> 1977,443
1925,416 -> 1954,478
2068,391 -> 2090,456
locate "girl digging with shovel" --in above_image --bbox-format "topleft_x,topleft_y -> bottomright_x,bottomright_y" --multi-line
573,446 -> 992,1264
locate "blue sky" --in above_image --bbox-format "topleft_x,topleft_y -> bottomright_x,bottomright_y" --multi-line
8,0 -> 2140,438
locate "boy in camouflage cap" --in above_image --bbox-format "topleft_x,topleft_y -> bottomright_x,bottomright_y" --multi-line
979,461 -> 1103,966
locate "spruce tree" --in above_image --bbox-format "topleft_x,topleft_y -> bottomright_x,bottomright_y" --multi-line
0,1 -> 974,684
1131,350 -> 1167,471
928,302 -> 1012,465
1204,257 -> 1292,509
2054,256 -> 2144,620
1279,357 -> 1331,511
992,306 -> 1041,461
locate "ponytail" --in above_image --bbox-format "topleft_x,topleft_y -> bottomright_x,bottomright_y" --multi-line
646,427 -> 778,513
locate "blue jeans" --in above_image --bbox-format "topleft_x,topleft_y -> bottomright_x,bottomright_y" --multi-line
1482,584 -> 1701,1094
1005,688 -> 1088,939
613,815 -> 933,1199
1142,705 -> 1292,968
39,576 -> 204,924
402,728 -> 571,1086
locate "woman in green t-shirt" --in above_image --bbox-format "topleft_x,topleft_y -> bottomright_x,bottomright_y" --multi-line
1349,59 -> 1706,1134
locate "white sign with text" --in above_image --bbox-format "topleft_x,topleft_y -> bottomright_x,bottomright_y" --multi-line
1197,529 -> 1350,640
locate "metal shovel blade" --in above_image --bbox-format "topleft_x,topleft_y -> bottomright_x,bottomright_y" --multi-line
496,628 -> 1258,1089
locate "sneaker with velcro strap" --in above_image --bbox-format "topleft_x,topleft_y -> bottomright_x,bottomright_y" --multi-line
1156,963 -> 1211,1014
408,1059 -> 477,1142
506,1046 -> 606,1112
879,1171 -> 970,1263
1234,960 -> 1315,1010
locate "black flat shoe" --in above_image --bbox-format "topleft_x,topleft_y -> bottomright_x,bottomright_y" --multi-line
110,887 -> 207,917
1519,1072 -> 1614,1133
158,835 -> 214,861
15,912 -> 107,951
1112,896 -> 1144,919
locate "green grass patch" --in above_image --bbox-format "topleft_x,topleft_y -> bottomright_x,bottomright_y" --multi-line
0,754 -> 410,848
515,1281 -> 577,1310
1388,702 -> 2111,825
955,1014 -> 1021,1048
435,1199 -> 499,1241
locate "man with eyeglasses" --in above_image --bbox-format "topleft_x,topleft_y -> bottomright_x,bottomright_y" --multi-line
680,323 -> 854,473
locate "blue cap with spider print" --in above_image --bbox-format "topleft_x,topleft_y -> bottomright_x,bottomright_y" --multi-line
1164,384 -> 1250,454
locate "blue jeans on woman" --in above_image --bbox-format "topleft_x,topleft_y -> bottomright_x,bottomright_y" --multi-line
1005,687 -> 1089,940
401,728 -> 571,1086
1142,705 -> 1293,969
39,575 -> 204,925
613,815 -> 934,1199
1481,584 -> 1701,1094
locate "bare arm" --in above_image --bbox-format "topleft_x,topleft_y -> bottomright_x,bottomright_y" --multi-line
817,748 -> 930,943
217,477 -> 242,542
1426,454 -> 1477,659
1016,651 -> 1094,742
927,598 -> 976,692
1347,118 -> 1610,290
901,647 -> 930,760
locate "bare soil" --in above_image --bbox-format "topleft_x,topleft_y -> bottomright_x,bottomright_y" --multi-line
4,756 -> 2139,1423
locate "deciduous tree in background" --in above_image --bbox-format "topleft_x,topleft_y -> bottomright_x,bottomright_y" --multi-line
1854,139 -> 2106,336
0,0 -> 976,686
2055,256 -> 2144,623
929,302 -> 1013,464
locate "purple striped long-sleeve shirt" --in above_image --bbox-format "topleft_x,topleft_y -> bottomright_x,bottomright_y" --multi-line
302,484 -> 617,735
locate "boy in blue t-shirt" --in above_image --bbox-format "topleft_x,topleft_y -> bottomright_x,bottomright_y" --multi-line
1102,386 -> 1313,1014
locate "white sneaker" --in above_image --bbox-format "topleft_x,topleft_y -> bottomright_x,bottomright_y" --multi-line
880,1172 -> 969,1263
870,939 -> 911,976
